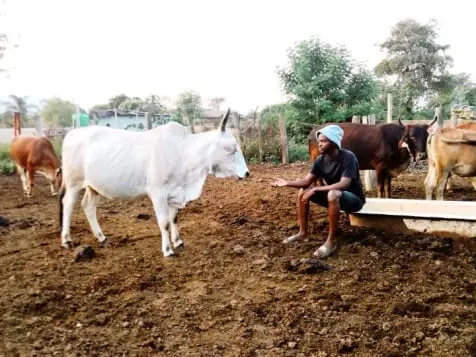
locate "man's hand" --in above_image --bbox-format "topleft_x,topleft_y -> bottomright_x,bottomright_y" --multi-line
301,188 -> 317,203
271,178 -> 288,187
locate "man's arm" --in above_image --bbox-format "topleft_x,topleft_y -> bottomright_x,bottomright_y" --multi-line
312,176 -> 351,192
271,172 -> 317,188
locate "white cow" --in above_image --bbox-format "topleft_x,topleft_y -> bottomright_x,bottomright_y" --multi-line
59,108 -> 249,257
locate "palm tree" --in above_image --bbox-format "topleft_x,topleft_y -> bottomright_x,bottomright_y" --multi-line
2,95 -> 37,127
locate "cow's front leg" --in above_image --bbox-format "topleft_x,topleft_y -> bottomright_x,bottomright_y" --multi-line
424,161 -> 436,200
169,207 -> 183,250
150,192 -> 174,257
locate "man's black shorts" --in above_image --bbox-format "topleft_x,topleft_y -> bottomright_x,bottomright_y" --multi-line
309,191 -> 365,212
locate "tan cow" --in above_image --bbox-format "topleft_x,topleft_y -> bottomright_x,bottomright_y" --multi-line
444,122 -> 476,191
424,127 -> 476,200
9,135 -> 62,197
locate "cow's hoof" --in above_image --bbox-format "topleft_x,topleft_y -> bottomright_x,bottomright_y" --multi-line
173,241 -> 185,250
62,241 -> 73,249
163,250 -> 175,257
99,238 -> 109,247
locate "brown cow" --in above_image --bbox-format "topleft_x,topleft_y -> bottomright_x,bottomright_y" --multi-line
9,135 -> 62,197
425,126 -> 476,200
308,117 -> 436,198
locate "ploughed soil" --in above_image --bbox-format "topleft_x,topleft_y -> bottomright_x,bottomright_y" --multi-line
0,163 -> 475,357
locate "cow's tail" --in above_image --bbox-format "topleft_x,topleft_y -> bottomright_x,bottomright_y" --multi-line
58,181 -> 66,232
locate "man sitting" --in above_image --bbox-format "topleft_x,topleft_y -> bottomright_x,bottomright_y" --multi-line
271,125 -> 366,258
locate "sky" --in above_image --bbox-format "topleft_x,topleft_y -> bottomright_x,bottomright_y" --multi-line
0,0 -> 475,113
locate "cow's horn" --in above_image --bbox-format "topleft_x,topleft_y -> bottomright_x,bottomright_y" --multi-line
219,108 -> 231,132
427,114 -> 438,128
398,116 -> 404,127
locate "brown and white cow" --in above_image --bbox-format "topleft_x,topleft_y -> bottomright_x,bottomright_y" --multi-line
425,127 -> 476,200
308,117 -> 436,198
9,135 -> 62,197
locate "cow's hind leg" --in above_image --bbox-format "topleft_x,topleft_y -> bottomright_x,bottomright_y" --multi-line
49,179 -> 58,196
81,186 -> 107,245
445,173 -> 453,192
15,164 -> 28,196
61,185 -> 82,249
385,175 -> 392,198
26,168 -> 35,198
150,192 -> 174,257
375,168 -> 387,198
169,207 -> 183,250
470,177 -> 476,191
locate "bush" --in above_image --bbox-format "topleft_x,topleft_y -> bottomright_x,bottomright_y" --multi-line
0,144 -> 15,175
242,137 -> 310,164
288,142 -> 309,162
0,160 -> 15,175
242,138 -> 282,164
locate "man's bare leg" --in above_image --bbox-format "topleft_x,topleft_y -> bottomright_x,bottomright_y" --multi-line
283,188 -> 310,244
314,189 -> 341,257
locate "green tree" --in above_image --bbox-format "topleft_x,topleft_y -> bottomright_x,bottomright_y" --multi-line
277,36 -> 379,138
375,18 -> 453,118
464,87 -> 476,106
143,94 -> 166,115
118,97 -> 143,111
40,97 -> 79,127
108,94 -> 130,109
175,90 -> 202,133
3,94 -> 33,120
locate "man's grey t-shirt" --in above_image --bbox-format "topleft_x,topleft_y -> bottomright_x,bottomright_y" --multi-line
310,149 -> 365,202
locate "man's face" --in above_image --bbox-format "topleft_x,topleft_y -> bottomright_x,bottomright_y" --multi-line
318,134 -> 333,154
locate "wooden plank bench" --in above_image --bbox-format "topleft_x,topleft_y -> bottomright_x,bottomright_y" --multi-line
348,198 -> 476,238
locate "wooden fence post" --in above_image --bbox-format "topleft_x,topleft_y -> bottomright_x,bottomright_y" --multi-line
278,113 -> 288,164
435,105 -> 443,128
362,115 -> 377,192
257,113 -> 263,162
13,111 -> 21,136
450,110 -> 458,128
387,93 -> 393,123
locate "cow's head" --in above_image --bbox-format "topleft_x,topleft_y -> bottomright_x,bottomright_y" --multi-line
209,108 -> 250,179
397,115 -> 438,162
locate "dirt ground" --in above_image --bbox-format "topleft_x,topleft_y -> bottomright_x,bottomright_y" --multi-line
0,163 -> 475,357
